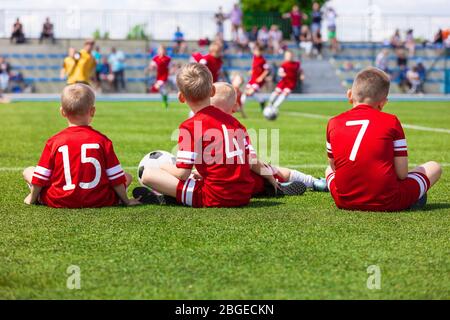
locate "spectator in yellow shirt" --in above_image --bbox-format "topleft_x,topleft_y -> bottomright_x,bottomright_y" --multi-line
61,39 -> 96,85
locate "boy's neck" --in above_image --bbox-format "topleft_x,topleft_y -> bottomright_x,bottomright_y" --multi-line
352,102 -> 381,111
67,116 -> 91,127
188,98 -> 211,114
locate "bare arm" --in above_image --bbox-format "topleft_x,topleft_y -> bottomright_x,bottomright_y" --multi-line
160,163 -> 191,181
250,159 -> 279,190
256,69 -> 270,83
394,156 -> 408,180
24,185 -> 43,205
113,184 -> 140,206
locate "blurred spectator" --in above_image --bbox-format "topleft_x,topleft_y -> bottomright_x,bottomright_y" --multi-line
396,49 -> 408,68
268,25 -> 283,54
92,46 -> 102,84
109,47 -> 126,92
60,40 -> 96,85
0,57 -> 12,93
235,27 -> 249,53
325,7 -> 339,54
375,49 -> 390,73
198,37 -> 211,48
299,25 -> 313,56
248,26 -> 259,50
39,17 -> 55,44
215,6 -> 226,37
10,18 -> 25,44
396,50 -> 409,92
257,26 -> 269,50
433,29 -> 444,48
173,26 -> 187,54
313,30 -> 323,59
229,3 -> 243,42
98,56 -> 114,91
416,60 -> 426,93
283,5 -> 307,47
406,66 -> 422,94
405,29 -> 415,57
390,29 -> 403,49
310,2 -> 322,35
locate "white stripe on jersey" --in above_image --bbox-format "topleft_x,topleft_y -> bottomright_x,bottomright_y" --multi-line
35,165 -> 52,177
177,151 -> 198,161
33,173 -> 49,181
106,164 -> 123,177
185,179 -> 196,207
109,172 -> 125,181
393,139 -> 407,148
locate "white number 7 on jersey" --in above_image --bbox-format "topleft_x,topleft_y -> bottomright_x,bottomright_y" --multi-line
345,120 -> 369,161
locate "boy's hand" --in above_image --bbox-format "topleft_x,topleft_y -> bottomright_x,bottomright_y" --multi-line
265,174 -> 281,193
24,194 -> 33,205
127,198 -> 142,206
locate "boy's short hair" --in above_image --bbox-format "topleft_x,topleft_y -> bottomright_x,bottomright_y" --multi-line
61,83 -> 95,116
211,82 -> 236,113
352,67 -> 390,103
177,63 -> 213,102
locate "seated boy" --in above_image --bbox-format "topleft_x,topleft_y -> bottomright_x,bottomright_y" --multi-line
134,63 -> 304,207
211,81 -> 328,195
326,67 -> 442,211
23,83 -> 140,208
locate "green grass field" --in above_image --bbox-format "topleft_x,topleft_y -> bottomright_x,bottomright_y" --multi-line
0,100 -> 449,299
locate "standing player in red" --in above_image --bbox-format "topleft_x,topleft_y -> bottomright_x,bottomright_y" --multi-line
134,63 -> 279,207
22,84 -> 140,208
326,67 -> 441,211
191,42 -> 223,82
264,50 -> 304,118
148,45 -> 171,109
240,45 -> 270,111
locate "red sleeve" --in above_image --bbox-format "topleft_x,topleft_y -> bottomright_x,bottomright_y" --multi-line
104,139 -> 126,186
32,141 -> 54,187
176,123 -> 197,169
326,121 -> 333,159
392,117 -> 408,157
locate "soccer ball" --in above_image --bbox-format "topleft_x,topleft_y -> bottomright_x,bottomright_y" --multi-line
263,106 -> 278,121
137,150 -> 176,186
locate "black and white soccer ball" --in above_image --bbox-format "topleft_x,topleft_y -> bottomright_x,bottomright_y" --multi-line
263,106 -> 278,121
137,150 -> 176,186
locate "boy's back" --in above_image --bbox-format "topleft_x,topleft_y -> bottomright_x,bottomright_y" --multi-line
32,126 -> 126,208
177,106 -> 254,207
327,104 -> 410,210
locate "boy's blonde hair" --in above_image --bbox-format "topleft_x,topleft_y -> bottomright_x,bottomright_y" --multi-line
211,82 -> 236,113
61,83 -> 95,116
176,63 -> 213,102
352,67 -> 390,103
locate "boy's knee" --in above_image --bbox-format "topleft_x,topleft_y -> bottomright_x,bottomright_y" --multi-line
141,168 -> 157,187
431,161 -> 442,178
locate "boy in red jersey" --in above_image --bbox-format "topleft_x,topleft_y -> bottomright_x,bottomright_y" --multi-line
134,63 -> 279,207
240,45 -> 270,111
211,82 -> 327,194
191,42 -> 223,82
22,83 -> 140,208
326,67 -> 442,211
148,45 -> 171,108
264,50 -> 303,116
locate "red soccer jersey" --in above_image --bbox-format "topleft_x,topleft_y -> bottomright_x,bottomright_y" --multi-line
326,104 -> 409,210
192,52 -> 223,82
152,54 -> 171,81
249,55 -> 269,85
31,126 -> 126,208
277,60 -> 300,91
176,106 -> 255,207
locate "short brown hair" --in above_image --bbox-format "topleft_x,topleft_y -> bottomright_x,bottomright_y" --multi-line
61,83 -> 95,116
352,67 -> 390,103
176,63 -> 213,102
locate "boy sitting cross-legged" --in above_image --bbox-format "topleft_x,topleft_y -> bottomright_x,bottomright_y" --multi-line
211,82 -> 328,195
326,67 -> 442,211
134,63 -> 294,207
23,83 -> 140,208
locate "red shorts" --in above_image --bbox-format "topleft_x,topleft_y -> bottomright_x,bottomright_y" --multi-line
276,79 -> 296,93
150,79 -> 166,93
247,79 -> 264,91
326,171 -> 431,212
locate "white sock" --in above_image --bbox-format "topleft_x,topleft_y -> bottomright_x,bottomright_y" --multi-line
268,91 -> 279,105
254,92 -> 266,103
273,94 -> 287,110
289,169 -> 317,188
240,93 -> 247,105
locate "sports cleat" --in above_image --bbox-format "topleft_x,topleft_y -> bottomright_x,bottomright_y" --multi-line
312,178 -> 329,192
162,94 -> 169,109
259,100 -> 266,111
278,181 -> 307,196
410,193 -> 427,210
132,187 -> 164,205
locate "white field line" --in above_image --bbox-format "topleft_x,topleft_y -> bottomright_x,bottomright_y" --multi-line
284,112 -> 450,134
2,163 -> 450,172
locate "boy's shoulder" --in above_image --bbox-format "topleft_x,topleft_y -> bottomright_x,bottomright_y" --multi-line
330,106 -> 399,125
180,106 -> 246,131
47,126 -> 112,145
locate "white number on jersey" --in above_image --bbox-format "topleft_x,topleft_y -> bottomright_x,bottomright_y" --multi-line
221,125 -> 244,163
345,120 -> 370,161
58,143 -> 102,191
